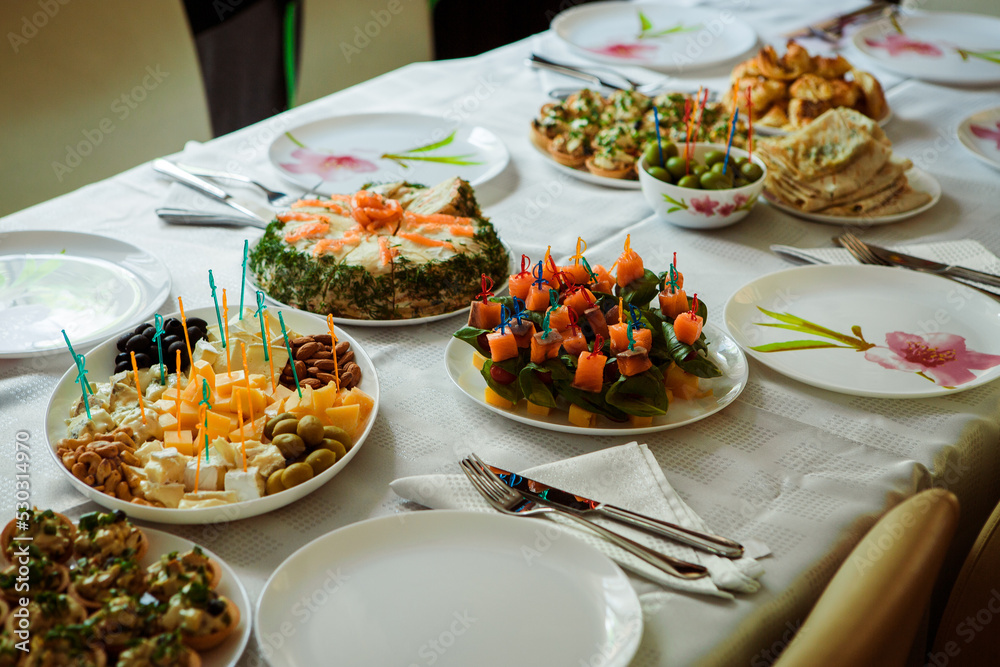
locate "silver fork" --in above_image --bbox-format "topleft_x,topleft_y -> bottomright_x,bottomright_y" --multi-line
459,459 -> 708,580
836,232 -> 890,266
177,164 -> 292,205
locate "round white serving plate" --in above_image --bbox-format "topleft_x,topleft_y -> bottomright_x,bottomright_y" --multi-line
256,510 -> 643,667
0,230 -> 170,358
45,306 -> 379,524
445,321 -> 748,435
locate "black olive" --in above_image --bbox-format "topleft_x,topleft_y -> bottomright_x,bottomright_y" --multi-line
114,352 -> 129,365
133,353 -> 152,368
161,335 -> 180,349
134,323 -> 149,335
164,319 -> 184,336
126,335 -> 150,354
141,326 -> 157,340
206,598 -> 226,616
187,317 -> 208,329
167,341 -> 187,369
116,332 -> 133,352
114,361 -> 130,374
113,509 -> 127,522
188,326 -> 204,344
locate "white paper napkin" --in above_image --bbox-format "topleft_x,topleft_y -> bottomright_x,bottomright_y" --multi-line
390,442 -> 768,598
771,240 -> 1000,296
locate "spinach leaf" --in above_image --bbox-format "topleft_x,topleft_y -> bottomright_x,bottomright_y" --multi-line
553,380 -> 629,422
617,269 -> 660,308
480,357 -> 522,403
662,321 -> 722,378
605,367 -> 668,416
453,326 -> 489,356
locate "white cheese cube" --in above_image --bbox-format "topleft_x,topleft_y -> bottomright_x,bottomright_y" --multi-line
250,444 -> 285,477
178,490 -> 239,508
225,468 -> 266,502
193,339 -> 220,367
145,448 -> 186,485
135,440 -> 164,466
183,457 -> 226,492
140,481 -> 185,508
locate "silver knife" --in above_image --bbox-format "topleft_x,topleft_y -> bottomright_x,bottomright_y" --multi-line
485,462 -> 744,558
152,159 -> 268,224
859,242 -> 1000,290
154,208 -> 270,229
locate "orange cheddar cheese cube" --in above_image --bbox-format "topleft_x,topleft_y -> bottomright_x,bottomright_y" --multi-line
325,404 -> 360,435
164,429 -> 194,456
342,388 -> 374,423
228,385 -> 267,416
192,360 -> 216,387
313,383 -> 341,413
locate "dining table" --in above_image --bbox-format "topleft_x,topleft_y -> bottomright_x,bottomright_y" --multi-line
3,0 -> 1000,665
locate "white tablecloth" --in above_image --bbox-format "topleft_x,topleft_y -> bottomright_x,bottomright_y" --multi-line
3,1 -> 1000,665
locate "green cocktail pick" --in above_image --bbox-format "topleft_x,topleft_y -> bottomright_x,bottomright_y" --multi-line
152,314 -> 166,385
209,270 -> 225,349
254,291 -> 269,362
278,311 -> 301,398
62,330 -> 91,419
239,239 -> 248,320
199,378 -> 213,461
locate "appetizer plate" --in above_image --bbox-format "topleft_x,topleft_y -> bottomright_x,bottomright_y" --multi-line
142,527 -> 251,667
269,113 -> 510,196
552,1 -> 758,72
256,511 -> 643,667
529,139 -> 641,190
0,231 -> 170,358
762,167 -> 940,226
444,322 -> 748,435
724,265 -> 1000,398
958,107 -> 1000,172
45,306 -> 379,524
754,105 -> 893,137
248,241 -> 515,327
852,12 -> 1000,85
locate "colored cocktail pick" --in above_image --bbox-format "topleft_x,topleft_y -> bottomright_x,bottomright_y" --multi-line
498,305 -> 510,335
178,296 -> 193,369
129,351 -> 148,425
581,257 -> 598,283
652,106 -> 664,168
209,270 -> 225,350
626,321 -> 636,351
254,291 -> 270,362
723,108 -> 740,175
199,378 -> 212,462
327,314 -> 340,391
62,330 -> 91,419
239,239 -> 248,319
152,314 -> 166,385
542,311 -> 552,336
277,311 -> 301,398
222,288 -> 232,375
532,260 -> 546,289
477,274 -> 494,303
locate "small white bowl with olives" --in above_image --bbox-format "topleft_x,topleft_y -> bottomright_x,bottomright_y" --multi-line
638,141 -> 766,229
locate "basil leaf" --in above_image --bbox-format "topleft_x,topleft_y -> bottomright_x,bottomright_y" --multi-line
605,367 -> 668,417
553,380 -> 629,422
662,322 -> 722,378
453,325 -> 490,356
518,364 -> 557,408
480,358 -> 522,402
617,269 -> 660,308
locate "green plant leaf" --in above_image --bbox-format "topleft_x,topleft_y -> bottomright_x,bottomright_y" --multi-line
400,130 -> 457,154
754,307 -> 870,348
284,132 -> 307,149
750,340 -> 850,353
606,367 -> 668,417
661,193 -> 688,210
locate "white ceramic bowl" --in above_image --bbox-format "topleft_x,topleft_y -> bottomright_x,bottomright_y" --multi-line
638,142 -> 766,229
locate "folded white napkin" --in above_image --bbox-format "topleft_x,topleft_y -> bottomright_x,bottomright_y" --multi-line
390,442 -> 768,599
530,33 -> 677,97
771,240 -> 1000,296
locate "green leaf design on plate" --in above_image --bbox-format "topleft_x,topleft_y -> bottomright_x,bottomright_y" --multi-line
750,340 -> 851,353
754,307 -> 873,350
661,193 -> 688,213
381,130 -> 484,167
638,10 -> 653,32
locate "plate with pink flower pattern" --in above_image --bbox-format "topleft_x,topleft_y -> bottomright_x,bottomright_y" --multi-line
852,12 -> 1000,85
724,265 -> 1000,398
958,107 -> 1000,172
268,113 -> 510,196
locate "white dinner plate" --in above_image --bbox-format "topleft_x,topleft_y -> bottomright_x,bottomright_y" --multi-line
852,12 -> 1000,85
529,139 -> 641,189
141,527 -> 251,667
248,241 -> 515,327
269,113 -> 510,196
762,167 -> 940,226
958,106 -> 1000,172
255,511 -> 643,667
45,306 -> 379,524
552,2 -> 758,72
724,265 -> 1000,398
0,231 -> 170,358
754,105 -> 893,137
444,321 -> 748,435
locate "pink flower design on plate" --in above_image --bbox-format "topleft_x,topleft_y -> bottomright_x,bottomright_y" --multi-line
733,193 -> 748,207
864,33 -> 943,58
280,148 -> 378,180
864,331 -> 1000,387
970,122 -> 1000,150
717,203 -> 735,216
690,195 -> 720,216
588,42 -> 656,59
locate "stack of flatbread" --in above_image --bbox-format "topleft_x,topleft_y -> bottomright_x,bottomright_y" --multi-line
759,108 -> 930,217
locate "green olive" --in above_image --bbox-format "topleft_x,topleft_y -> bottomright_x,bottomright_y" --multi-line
322,426 -> 351,447
276,412 -> 295,422
735,155 -> 749,167
691,164 -> 707,177
676,174 -> 701,189
647,166 -> 671,183
272,433 -> 306,459
740,161 -> 764,182
660,142 -> 679,159
296,416 -> 325,448
641,144 -> 662,169
263,417 -> 282,441
281,462 -> 314,488
305,449 -> 337,475
733,178 -> 749,188
319,438 -> 347,460
704,150 -> 726,166
272,418 -> 299,437
665,156 -> 686,179
265,470 -> 286,495
710,161 -> 728,175
700,172 -> 731,190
